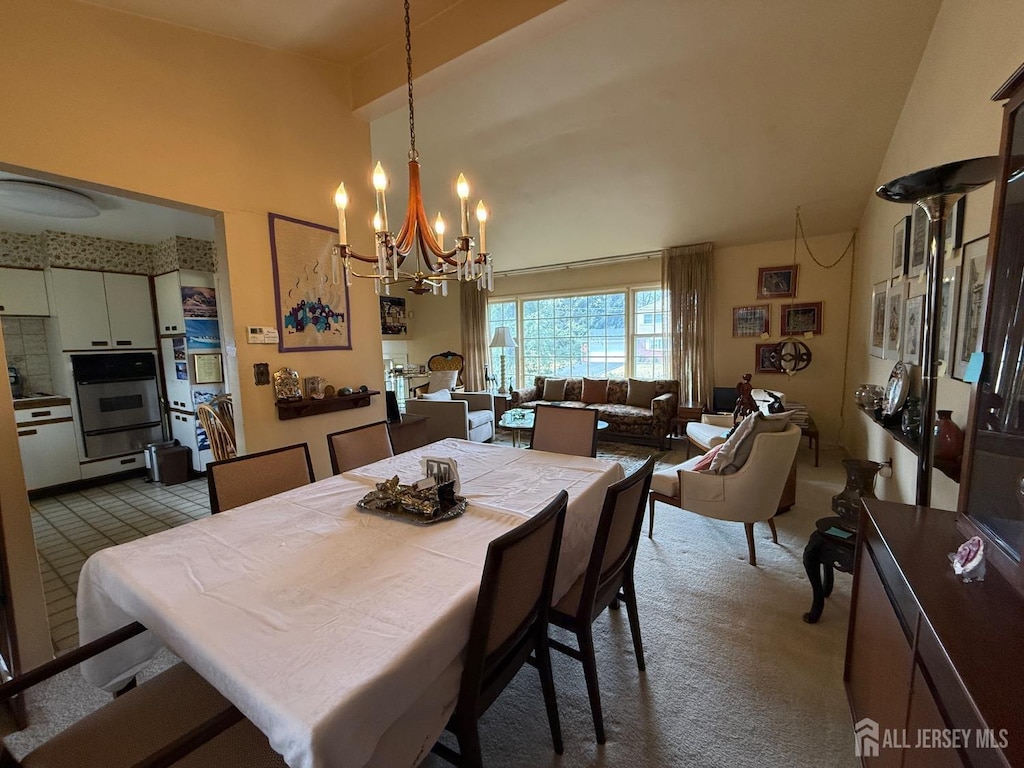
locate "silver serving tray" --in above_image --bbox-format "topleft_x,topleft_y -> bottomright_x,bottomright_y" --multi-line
356,496 -> 467,525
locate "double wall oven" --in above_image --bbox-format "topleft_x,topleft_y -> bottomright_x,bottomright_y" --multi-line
72,353 -> 163,458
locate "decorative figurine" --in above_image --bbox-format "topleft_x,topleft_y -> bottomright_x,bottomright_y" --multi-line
273,368 -> 302,401
733,373 -> 758,424
950,535 -> 986,582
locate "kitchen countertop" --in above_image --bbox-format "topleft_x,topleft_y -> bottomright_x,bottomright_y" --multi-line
13,395 -> 71,410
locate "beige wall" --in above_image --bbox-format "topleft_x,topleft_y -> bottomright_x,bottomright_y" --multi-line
487,234 -> 853,445
1,0 -> 385,663
843,0 -> 1024,511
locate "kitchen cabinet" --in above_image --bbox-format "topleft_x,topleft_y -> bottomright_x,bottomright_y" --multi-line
49,269 -> 156,350
154,269 -> 214,336
169,409 -> 211,473
15,404 -> 80,491
0,267 -> 49,316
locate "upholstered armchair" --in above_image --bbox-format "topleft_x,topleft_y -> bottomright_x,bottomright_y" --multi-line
648,424 -> 801,565
405,391 -> 495,443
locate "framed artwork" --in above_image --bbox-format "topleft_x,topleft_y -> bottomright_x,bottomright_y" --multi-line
943,196 -> 965,261
908,205 -> 928,279
884,281 -> 906,360
755,343 -> 782,373
733,305 -> 770,337
781,302 -> 823,335
870,281 -> 887,358
193,353 -> 224,385
269,212 -> 352,353
380,296 -> 408,335
903,293 -> 925,366
184,318 -> 220,350
892,215 -> 910,281
756,265 -> 798,299
937,264 -> 960,377
954,235 -> 989,380
181,286 -> 217,318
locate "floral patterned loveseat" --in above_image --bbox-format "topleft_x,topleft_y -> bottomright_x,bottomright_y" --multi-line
510,376 -> 679,449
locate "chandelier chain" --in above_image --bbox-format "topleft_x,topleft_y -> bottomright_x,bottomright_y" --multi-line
405,0 -> 417,160
792,206 -> 855,269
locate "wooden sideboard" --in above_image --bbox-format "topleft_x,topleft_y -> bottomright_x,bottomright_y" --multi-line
845,500 -> 1022,767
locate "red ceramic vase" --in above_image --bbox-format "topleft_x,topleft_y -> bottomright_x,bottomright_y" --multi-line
933,410 -> 964,463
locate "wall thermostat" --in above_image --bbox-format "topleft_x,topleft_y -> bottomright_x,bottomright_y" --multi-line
247,326 -> 279,344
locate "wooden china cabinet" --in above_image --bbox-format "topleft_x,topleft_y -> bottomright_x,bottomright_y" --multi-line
844,64 -> 1024,768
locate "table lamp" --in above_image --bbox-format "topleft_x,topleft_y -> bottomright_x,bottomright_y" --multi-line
488,326 -> 516,394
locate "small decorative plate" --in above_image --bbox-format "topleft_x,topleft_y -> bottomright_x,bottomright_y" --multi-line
882,361 -> 909,416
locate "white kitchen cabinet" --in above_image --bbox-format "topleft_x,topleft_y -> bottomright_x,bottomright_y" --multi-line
169,409 -> 211,472
0,268 -> 50,316
16,416 -> 81,491
104,272 -> 156,348
160,337 -> 192,411
49,269 -> 156,350
154,269 -> 214,336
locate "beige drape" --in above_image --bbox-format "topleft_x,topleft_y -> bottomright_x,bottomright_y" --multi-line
460,282 -> 488,391
662,242 -> 714,408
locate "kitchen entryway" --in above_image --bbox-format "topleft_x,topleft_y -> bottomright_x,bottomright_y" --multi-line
31,476 -> 210,652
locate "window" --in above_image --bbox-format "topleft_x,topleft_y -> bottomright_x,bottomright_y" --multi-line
488,287 -> 669,387
487,301 -> 517,390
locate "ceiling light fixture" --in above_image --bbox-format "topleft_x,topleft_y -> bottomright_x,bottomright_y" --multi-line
331,0 -> 492,297
0,180 -> 100,219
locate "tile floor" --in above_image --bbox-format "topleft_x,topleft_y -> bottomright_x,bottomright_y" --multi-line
30,476 -> 211,652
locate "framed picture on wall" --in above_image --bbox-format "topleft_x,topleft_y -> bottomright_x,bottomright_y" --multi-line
756,265 -> 798,299
732,305 -> 770,337
884,280 -> 906,360
380,297 -> 408,335
937,264 -> 960,377
944,196 -> 965,261
954,235 -> 989,380
781,302 -> 823,335
903,293 -> 925,366
892,215 -> 910,281
755,343 -> 782,373
870,280 -> 887,359
908,205 -> 928,279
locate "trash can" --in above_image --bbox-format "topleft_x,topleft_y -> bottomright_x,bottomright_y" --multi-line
155,445 -> 191,486
145,441 -> 178,482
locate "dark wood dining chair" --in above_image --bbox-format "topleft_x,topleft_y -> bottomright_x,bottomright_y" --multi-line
326,421 -> 394,475
207,443 -> 314,514
432,491 -> 568,768
0,622 -> 287,767
530,404 -> 599,457
549,457 -> 655,744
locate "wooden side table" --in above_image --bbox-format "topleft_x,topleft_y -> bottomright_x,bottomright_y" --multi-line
492,393 -> 512,421
802,516 -> 855,623
801,416 -> 820,467
667,402 -> 705,449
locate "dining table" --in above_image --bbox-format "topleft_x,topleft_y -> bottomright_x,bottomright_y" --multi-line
76,438 -> 625,768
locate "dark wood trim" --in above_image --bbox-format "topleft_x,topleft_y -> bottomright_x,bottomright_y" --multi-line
275,390 -> 379,421
12,397 -> 71,411
857,407 -> 960,483
992,60 -> 1024,102
16,417 -> 73,431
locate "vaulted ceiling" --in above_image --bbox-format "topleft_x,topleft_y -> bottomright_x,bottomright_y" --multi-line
71,0 -> 942,269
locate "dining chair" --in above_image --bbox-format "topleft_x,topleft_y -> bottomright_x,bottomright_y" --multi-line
549,456 -> 655,744
432,490 -> 568,768
326,421 -> 394,474
196,402 -> 237,463
530,403 -> 599,457
0,622 -> 287,767
209,393 -> 236,443
207,443 -> 314,514
410,350 -> 466,397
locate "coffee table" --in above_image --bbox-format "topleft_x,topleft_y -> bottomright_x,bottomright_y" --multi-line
498,407 -> 608,448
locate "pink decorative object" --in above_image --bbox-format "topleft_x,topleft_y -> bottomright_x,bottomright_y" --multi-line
950,535 -> 986,582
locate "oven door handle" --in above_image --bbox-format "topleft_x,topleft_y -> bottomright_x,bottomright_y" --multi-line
82,422 -> 163,437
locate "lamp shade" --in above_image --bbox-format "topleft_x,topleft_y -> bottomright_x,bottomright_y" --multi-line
489,327 -> 516,348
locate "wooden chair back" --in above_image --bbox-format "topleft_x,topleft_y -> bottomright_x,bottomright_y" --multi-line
530,404 -> 599,457
327,421 -> 394,475
207,443 -> 314,514
196,403 -> 237,463
209,394 -> 235,443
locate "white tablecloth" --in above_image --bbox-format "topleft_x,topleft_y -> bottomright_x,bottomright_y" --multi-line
77,439 -> 624,768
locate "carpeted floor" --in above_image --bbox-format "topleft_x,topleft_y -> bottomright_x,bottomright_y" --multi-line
6,439 -> 857,767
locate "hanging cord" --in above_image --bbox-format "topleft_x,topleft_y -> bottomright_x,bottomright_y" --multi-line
793,206 -> 856,269
405,0 -> 417,160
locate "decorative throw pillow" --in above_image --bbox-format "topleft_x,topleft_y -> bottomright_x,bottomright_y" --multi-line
730,411 -> 792,469
582,378 -> 608,404
542,378 -> 567,401
693,444 -> 725,472
708,413 -> 757,475
421,388 -> 452,401
428,370 -> 458,393
626,378 -> 658,407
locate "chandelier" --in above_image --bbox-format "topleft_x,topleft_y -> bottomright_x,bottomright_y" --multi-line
331,0 -> 492,296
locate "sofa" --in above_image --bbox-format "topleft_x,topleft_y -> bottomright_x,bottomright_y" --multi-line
511,376 -> 679,449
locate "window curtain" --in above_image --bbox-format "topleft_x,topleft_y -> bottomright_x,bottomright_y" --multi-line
662,242 -> 714,408
460,282 -> 488,391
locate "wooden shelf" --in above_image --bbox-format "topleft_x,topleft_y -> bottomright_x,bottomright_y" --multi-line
858,406 -> 960,482
276,390 -> 379,421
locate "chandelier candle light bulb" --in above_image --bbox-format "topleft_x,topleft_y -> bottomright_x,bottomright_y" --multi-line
457,174 -> 470,236
372,162 -> 389,232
